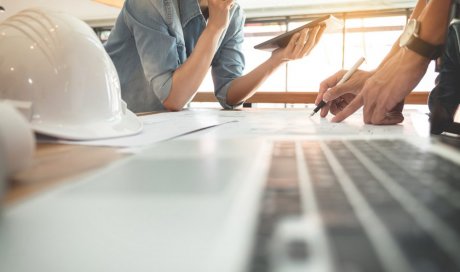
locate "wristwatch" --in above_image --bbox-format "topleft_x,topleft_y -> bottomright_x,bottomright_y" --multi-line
399,19 -> 444,60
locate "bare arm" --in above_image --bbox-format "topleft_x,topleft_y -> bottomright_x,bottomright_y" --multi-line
418,0 -> 452,45
315,0 -> 437,117
226,25 -> 325,106
163,0 -> 233,111
225,54 -> 285,105
332,0 -> 453,124
377,0 -> 428,69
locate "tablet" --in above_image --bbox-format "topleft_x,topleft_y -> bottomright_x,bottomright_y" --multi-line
254,15 -> 342,51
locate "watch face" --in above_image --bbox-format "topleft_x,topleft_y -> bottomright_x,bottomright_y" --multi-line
400,19 -> 418,46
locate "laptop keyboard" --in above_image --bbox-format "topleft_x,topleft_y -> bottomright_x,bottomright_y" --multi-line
249,142 -> 304,272
249,140 -> 460,272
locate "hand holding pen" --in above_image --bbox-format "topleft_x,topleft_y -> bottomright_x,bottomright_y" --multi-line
310,57 -> 366,117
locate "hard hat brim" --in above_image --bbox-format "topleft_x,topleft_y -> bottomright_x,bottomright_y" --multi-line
32,110 -> 143,141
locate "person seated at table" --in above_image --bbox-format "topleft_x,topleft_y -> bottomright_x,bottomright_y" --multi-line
105,0 -> 324,113
314,0 -> 455,125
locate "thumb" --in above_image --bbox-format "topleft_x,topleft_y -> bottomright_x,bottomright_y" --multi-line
323,82 -> 351,102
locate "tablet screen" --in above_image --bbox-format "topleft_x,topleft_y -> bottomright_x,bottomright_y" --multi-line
253,15 -> 342,52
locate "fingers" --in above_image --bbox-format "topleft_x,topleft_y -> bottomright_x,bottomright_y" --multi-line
289,25 -> 322,60
207,0 -> 233,29
315,79 -> 330,105
363,102 -> 375,124
320,102 -> 331,118
323,83 -> 348,103
317,70 -> 347,102
370,102 -> 404,125
391,100 -> 405,113
209,0 -> 233,8
379,112 -> 405,125
313,24 -> 326,48
299,26 -> 320,57
286,32 -> 300,55
225,0 -> 234,9
368,109 -> 404,125
280,25 -> 323,61
329,101 -> 339,116
329,98 -> 348,115
331,94 -> 363,123
211,0 -> 233,8
364,91 -> 405,124
315,86 -> 326,105
293,29 -> 309,58
314,70 -> 346,116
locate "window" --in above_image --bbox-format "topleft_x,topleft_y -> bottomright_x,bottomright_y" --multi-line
198,22 -> 289,92
93,27 -> 112,43
343,15 -> 435,92
287,20 -> 343,92
198,10 -> 436,96
95,8 -> 437,107
242,22 -> 288,92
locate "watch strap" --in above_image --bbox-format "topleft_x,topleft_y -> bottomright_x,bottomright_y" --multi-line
406,35 -> 444,60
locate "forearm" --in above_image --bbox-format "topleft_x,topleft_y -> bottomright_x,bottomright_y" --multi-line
378,42 -> 404,70
418,0 -> 452,45
226,56 -> 285,106
378,0 -> 428,69
164,26 -> 223,111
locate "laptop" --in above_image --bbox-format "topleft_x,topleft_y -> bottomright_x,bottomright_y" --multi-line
0,108 -> 459,272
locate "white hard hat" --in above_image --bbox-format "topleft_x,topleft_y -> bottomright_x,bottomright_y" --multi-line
0,9 -> 142,140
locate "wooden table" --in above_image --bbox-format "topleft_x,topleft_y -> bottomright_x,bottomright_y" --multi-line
4,143 -> 124,206
3,111 -> 160,206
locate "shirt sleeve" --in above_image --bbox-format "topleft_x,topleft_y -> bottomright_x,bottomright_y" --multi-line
429,22 -> 460,114
123,0 -> 180,103
211,5 -> 246,109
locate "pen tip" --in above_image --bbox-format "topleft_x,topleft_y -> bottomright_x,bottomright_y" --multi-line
310,112 -> 316,117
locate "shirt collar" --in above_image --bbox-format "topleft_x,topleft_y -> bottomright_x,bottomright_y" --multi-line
179,0 -> 203,27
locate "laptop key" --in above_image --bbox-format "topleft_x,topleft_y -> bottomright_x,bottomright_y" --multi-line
302,141 -> 385,272
248,141 -> 303,272
345,140 -> 460,272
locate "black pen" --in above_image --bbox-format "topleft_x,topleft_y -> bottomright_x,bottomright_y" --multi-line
310,57 -> 365,117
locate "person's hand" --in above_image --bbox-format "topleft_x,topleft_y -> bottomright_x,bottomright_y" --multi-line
315,69 -> 374,117
271,25 -> 325,63
332,48 -> 430,124
207,0 -> 234,32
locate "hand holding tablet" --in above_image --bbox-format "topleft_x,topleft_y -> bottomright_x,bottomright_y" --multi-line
254,15 -> 342,52
270,26 -> 325,62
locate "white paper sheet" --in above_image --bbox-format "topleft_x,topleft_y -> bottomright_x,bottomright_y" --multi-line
36,107 -> 429,148
38,111 -> 237,148
180,108 -> 426,139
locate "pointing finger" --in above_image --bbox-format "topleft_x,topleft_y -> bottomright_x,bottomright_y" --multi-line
331,94 -> 363,122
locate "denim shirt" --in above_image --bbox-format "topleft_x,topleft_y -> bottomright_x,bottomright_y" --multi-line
105,0 -> 246,112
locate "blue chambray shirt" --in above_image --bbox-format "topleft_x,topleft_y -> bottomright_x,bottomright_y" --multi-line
105,0 -> 246,112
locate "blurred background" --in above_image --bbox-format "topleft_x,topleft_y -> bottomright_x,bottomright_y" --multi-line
1,0 -> 431,108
